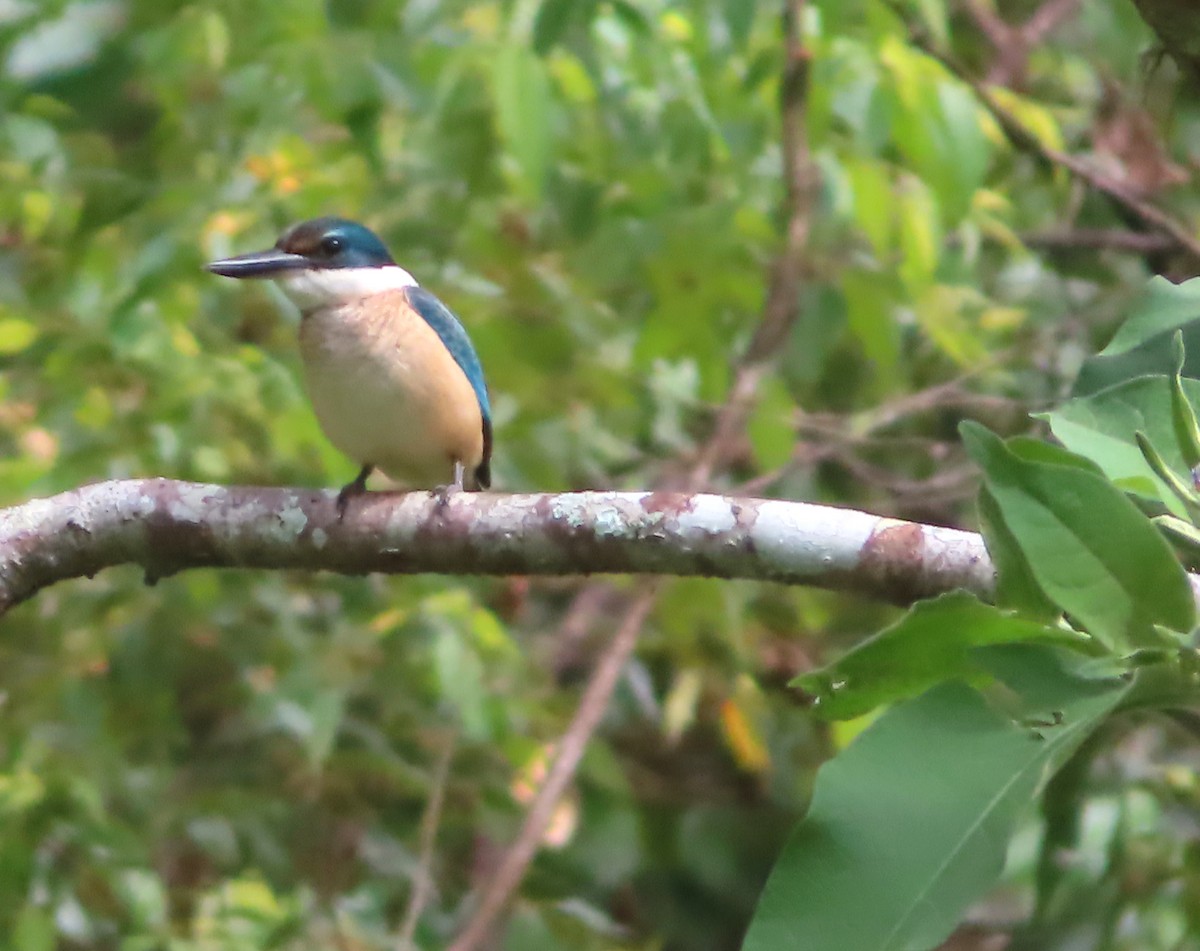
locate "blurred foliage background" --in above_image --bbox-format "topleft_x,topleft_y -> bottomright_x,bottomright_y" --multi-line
1,0 -> 1199,948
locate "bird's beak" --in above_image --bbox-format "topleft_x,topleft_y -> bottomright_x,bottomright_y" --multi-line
206,248 -> 309,279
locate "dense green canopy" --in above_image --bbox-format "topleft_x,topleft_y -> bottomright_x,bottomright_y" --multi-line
3,1 -> 1200,949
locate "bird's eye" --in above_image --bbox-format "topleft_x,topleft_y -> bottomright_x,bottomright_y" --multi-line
320,235 -> 343,256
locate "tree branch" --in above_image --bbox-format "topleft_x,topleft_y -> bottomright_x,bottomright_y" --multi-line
887,1 -> 1200,263
1018,228 -> 1179,255
965,0 -> 1083,87
447,586 -> 660,951
0,478 -> 994,615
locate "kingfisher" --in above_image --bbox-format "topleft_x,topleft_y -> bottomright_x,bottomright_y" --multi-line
207,217 -> 492,513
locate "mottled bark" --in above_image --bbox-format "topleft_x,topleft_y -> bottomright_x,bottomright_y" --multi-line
0,479 -> 995,615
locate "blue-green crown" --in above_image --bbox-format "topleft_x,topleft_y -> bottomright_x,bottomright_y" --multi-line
277,217 -> 395,269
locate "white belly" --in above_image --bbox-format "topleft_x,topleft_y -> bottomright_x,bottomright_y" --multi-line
298,302 -> 482,487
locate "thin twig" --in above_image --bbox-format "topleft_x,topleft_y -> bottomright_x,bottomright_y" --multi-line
1019,228 -> 1177,255
965,0 -> 1083,86
688,0 -> 815,487
396,733 -> 457,950
888,0 -> 1200,262
447,587 -> 659,951
1023,0 -> 1083,45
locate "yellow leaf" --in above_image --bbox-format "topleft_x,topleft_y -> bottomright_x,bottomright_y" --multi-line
720,690 -> 770,774
20,192 -> 52,239
914,284 -> 989,366
661,11 -> 693,42
663,668 -> 704,743
980,304 -> 1027,332
897,179 -> 942,291
368,608 -> 408,634
986,86 -> 1066,155
549,52 -> 596,104
74,386 -> 112,429
172,325 -> 200,357
830,710 -> 880,750
0,318 -> 38,354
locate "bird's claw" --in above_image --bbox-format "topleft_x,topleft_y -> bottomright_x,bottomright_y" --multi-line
433,460 -> 468,511
433,482 -> 462,511
335,486 -> 357,520
336,464 -> 374,521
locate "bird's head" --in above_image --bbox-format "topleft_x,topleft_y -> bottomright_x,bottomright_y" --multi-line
207,217 -> 416,308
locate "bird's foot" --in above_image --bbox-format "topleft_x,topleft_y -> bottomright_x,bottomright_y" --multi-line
336,464 -> 374,521
433,461 -> 468,511
432,482 -> 462,512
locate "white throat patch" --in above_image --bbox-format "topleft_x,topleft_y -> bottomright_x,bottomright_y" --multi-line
277,265 -> 418,309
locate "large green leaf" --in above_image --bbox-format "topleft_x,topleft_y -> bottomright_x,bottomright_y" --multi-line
1042,374 -> 1200,516
796,592 -> 1066,720
745,646 -> 1130,951
961,422 -> 1195,649
978,487 -> 1060,619
1101,276 -> 1200,357
532,0 -> 597,53
1074,277 -> 1200,395
884,42 -> 988,224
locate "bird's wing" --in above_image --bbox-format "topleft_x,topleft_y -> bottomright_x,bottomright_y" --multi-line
402,285 -> 493,487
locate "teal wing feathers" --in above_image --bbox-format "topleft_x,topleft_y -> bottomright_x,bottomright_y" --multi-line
402,285 -> 492,488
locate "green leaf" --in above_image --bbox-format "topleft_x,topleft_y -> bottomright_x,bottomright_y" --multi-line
914,284 -> 990,367
533,0 -> 594,54
911,0 -> 949,46
722,0 -> 758,48
493,42 -> 553,199
1169,335 -> 1200,468
930,80 -> 990,219
842,267 -> 901,383
988,86 -> 1065,156
961,422 -> 1195,648
882,40 -> 987,223
847,158 -> 895,257
1042,374 -> 1200,515
1074,277 -> 1200,395
746,649 -> 1130,951
746,375 -> 796,471
971,641 -> 1130,713
1005,435 -> 1106,473
1101,276 -> 1200,357
305,689 -> 345,768
896,178 -> 942,291
796,592 -> 1065,720
13,906 -> 55,951
609,0 -> 652,35
979,487 -> 1060,619
1136,431 -> 1200,514
434,625 -> 489,740
1155,514 -> 1200,556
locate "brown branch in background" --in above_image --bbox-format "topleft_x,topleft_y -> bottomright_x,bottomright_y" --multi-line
447,2 -> 817,947
1019,228 -> 1178,256
688,0 -> 816,488
1021,0 -> 1084,44
964,0 -> 1083,87
733,362 -> 1023,517
396,733 -> 457,951
889,0 -> 1200,264
546,583 -> 613,680
447,588 -> 659,951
